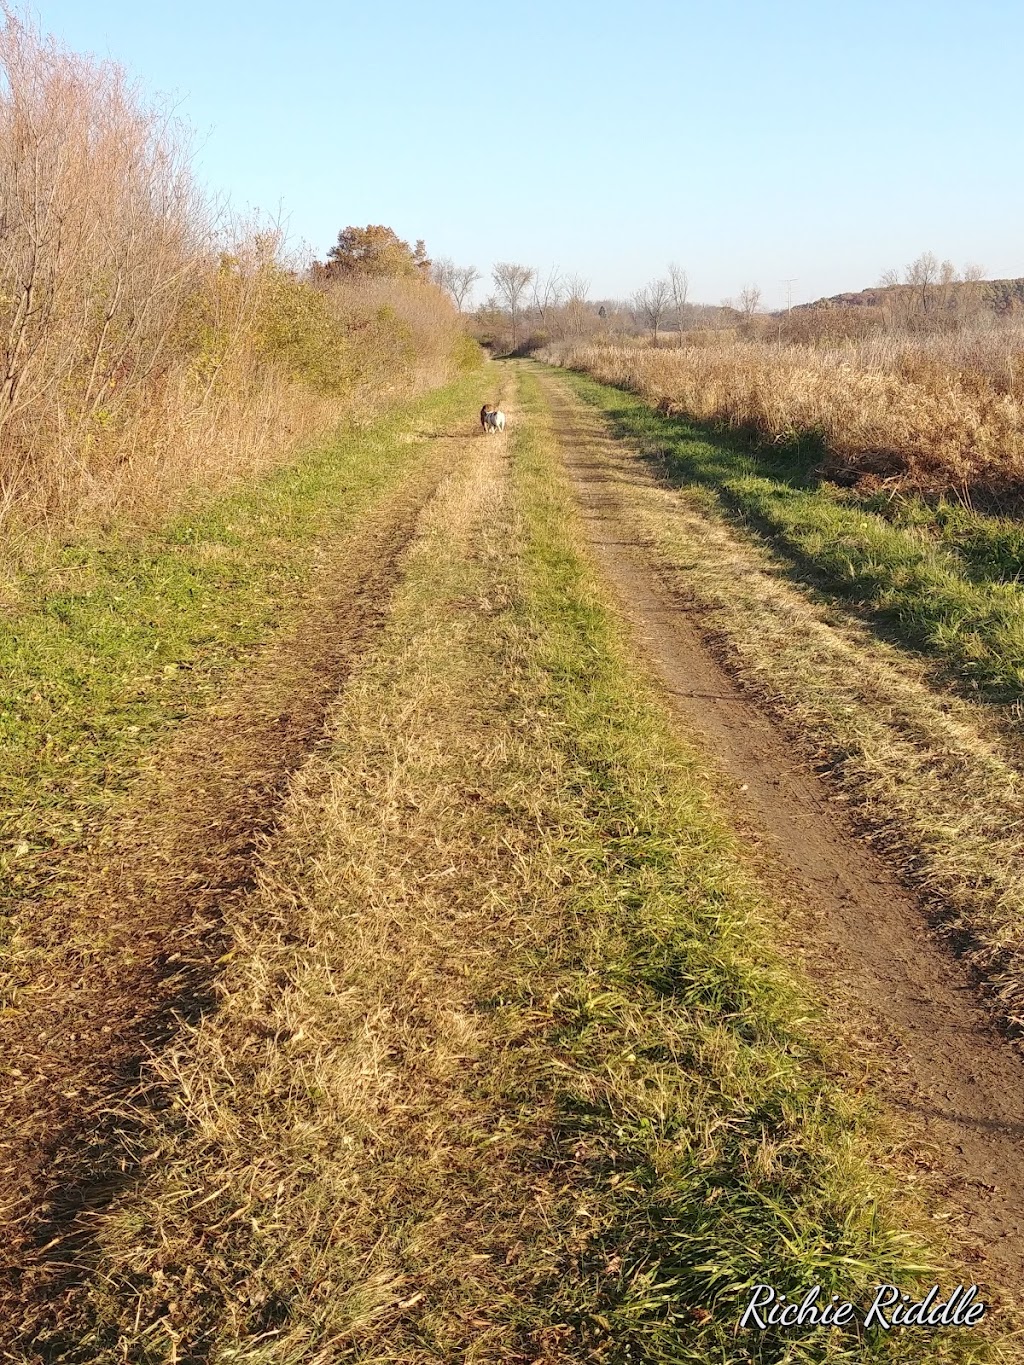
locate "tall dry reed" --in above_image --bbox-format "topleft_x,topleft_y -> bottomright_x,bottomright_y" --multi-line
549,327 -> 1024,493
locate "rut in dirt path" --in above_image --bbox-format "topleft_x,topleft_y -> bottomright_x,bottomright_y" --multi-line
0,441 -> 455,1339
535,368 -> 1024,1303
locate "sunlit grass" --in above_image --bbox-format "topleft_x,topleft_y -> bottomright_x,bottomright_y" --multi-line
555,367 -> 1024,700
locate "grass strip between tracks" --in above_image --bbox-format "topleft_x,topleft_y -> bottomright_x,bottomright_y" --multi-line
37,369 -> 988,1363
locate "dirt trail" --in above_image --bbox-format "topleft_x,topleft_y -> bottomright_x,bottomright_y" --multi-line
535,368 -> 1024,1302
0,438 -> 456,1337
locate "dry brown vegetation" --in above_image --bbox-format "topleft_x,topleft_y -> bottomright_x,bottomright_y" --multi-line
11,375 -> 985,1363
546,327 -> 1024,495
0,11 -> 464,538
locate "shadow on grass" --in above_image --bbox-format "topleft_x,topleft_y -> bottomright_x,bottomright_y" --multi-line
558,369 -> 1024,706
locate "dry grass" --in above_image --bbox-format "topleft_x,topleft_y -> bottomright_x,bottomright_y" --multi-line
548,328 -> 1024,494
0,9 -> 467,540
48,389 -> 560,1360
548,368 -> 1024,1030
20,371 -> 991,1364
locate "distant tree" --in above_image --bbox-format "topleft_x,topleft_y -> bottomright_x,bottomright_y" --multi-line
322,225 -> 430,280
492,261 -> 535,348
985,278 -> 1024,317
738,283 -> 762,321
431,257 -> 480,311
878,268 -> 911,328
904,251 -> 940,314
564,274 -> 591,335
668,263 -> 689,345
936,258 -> 960,314
958,262 -> 988,323
632,278 -> 671,344
531,267 -> 563,327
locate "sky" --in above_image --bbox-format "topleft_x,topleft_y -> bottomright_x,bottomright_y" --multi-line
30,0 -> 1024,310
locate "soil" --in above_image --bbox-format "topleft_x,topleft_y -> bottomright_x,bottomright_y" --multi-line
536,368 -> 1024,1306
0,443 -> 452,1343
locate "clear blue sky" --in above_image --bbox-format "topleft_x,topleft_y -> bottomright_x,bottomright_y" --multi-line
33,0 -> 1024,309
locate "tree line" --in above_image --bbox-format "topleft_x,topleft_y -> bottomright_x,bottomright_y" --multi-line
310,227 -> 1024,354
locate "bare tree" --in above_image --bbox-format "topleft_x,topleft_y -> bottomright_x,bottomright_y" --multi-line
905,251 -> 940,315
632,278 -> 671,344
668,263 -> 689,346
431,257 -> 480,312
530,266 -> 563,327
936,258 -> 960,315
492,261 -> 535,349
738,283 -> 762,322
563,274 -> 590,336
878,268 -> 911,329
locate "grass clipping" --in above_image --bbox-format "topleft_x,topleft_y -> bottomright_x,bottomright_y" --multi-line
43,386 -> 986,1362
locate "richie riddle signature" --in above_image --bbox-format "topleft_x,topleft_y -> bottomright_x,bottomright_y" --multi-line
739,1283 -> 986,1331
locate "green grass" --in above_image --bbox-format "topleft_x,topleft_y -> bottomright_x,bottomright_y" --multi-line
21,367 -> 992,1361
0,370 -> 487,944
505,369 -> 988,1361
552,366 -> 1024,702
860,491 -> 1024,585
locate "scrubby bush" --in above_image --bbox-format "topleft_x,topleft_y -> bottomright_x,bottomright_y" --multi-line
0,11 -> 467,537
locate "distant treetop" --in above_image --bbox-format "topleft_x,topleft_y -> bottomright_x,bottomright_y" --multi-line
318,225 -> 431,280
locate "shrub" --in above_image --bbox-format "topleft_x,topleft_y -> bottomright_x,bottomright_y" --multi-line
0,12 -> 466,538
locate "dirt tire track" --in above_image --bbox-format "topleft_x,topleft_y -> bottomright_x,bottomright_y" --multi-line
0,437 -> 456,1340
535,368 -> 1024,1302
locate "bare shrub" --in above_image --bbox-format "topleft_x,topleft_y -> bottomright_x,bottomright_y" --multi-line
631,278 -> 671,344
430,257 -> 480,312
562,274 -> 592,337
0,11 -> 464,538
491,262 -> 534,350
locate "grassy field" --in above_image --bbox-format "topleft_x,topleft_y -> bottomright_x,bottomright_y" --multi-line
22,368 -> 993,1363
538,361 -> 1024,1031
548,366 -> 1024,701
0,370 -> 488,960
545,333 -> 1024,495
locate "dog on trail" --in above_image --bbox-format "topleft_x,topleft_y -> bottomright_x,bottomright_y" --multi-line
480,404 -> 506,434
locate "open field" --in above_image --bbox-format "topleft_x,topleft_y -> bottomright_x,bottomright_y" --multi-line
546,333 -> 1024,496
10,4 -> 1024,1361
3,363 -> 1014,1361
528,365 -> 1024,1272
545,351 -> 1024,704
